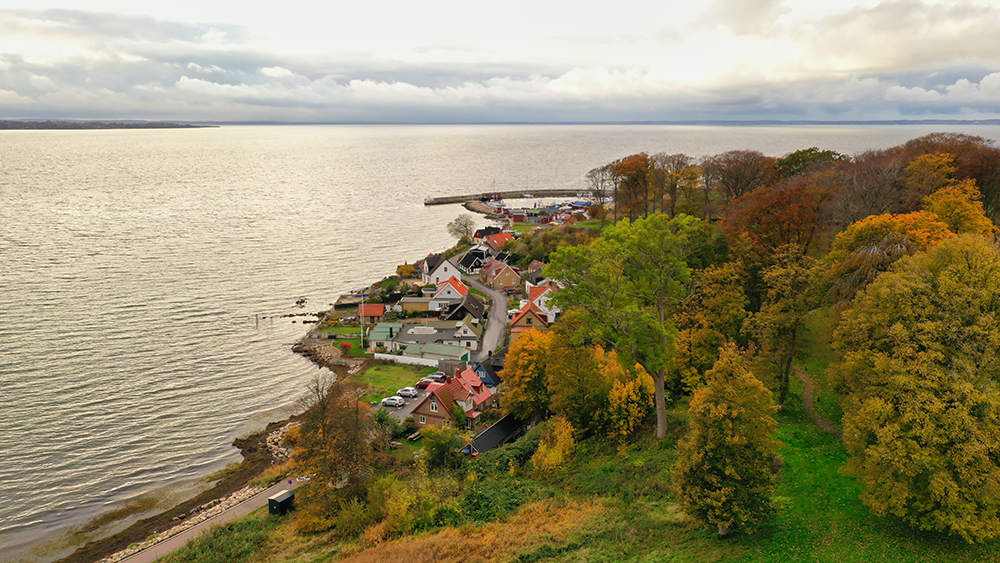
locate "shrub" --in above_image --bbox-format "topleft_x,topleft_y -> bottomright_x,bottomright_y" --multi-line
339,342 -> 354,354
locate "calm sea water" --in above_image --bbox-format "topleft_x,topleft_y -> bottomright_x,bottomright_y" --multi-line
3,123 -> 1000,561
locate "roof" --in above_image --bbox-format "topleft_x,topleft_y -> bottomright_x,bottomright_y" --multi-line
471,413 -> 527,453
511,302 -> 548,327
528,284 -> 553,304
473,226 -> 502,240
368,322 -> 404,342
419,342 -> 469,358
423,254 -> 445,273
483,232 -> 514,252
435,276 -> 469,297
358,303 -> 386,317
443,293 -> 486,321
417,368 -> 493,418
473,360 -> 502,387
527,260 -> 547,272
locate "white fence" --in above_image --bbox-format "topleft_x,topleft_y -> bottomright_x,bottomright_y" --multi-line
372,353 -> 440,367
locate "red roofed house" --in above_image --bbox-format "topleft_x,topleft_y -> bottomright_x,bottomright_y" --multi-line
509,301 -> 549,344
483,231 -> 514,253
434,276 -> 469,300
358,303 -> 386,325
527,282 -> 560,324
411,368 -> 496,430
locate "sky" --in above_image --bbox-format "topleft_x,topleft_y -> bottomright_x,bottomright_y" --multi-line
1,0 -> 1000,123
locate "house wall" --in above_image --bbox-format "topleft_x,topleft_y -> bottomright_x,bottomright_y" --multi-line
372,353 -> 439,367
401,299 -> 431,312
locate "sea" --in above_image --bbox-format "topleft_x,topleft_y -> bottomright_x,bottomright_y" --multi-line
4,123 -> 1000,561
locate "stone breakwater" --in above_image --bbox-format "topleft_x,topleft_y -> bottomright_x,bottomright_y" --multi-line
95,485 -> 267,563
265,421 -> 300,461
293,339 -> 367,376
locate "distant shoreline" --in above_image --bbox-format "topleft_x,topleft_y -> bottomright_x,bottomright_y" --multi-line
0,120 -> 215,130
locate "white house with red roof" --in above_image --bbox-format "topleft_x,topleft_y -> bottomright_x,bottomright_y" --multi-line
525,282 -> 560,324
433,276 -> 468,300
482,231 -> 514,253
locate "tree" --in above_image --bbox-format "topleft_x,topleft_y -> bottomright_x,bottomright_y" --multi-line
611,153 -> 653,221
722,171 -> 833,254
826,211 -> 954,304
503,329 -> 555,420
832,235 -> 1000,542
923,179 -> 997,236
672,343 -> 779,537
701,150 -> 779,207
745,246 -> 821,406
548,214 -> 702,439
420,425 -> 466,469
295,376 -> 376,527
586,163 -> 615,204
776,147 -> 846,177
446,213 -> 476,241
832,149 -> 909,224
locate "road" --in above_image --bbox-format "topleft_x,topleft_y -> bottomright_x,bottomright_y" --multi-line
119,479 -> 301,563
462,275 -> 507,363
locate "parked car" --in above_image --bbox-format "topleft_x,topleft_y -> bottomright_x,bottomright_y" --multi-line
380,396 -> 405,408
427,372 -> 447,383
397,387 -> 419,398
415,378 -> 434,389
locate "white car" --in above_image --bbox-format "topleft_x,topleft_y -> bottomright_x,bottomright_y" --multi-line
397,387 -> 419,398
381,396 -> 405,408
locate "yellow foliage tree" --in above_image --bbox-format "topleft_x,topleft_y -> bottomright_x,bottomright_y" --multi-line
923,179 -> 997,237
504,329 -> 555,420
671,342 -> 779,537
905,152 -> 957,202
606,358 -> 655,441
530,416 -> 577,474
833,235 -> 1000,542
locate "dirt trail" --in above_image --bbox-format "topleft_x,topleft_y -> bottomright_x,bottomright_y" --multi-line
794,367 -> 843,441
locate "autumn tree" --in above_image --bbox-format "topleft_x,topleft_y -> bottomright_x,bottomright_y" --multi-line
295,376 -> 376,529
745,246 -> 821,406
826,211 -> 954,304
611,153 -> 653,221
669,261 -> 749,391
923,179 -> 997,236
833,149 -> 909,224
832,235 -> 1000,542
586,163 -> 615,204
701,150 -> 779,208
901,132 -> 1000,221
672,343 -> 779,537
548,214 -> 703,439
722,171 -> 833,254
446,213 -> 477,241
503,329 -> 555,421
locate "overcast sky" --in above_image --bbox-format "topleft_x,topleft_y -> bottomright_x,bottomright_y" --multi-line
1,0 -> 999,123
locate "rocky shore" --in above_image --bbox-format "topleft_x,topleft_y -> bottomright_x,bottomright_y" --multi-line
55,418 -> 299,563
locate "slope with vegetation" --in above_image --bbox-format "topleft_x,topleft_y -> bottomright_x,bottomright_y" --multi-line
162,133 -> 1000,563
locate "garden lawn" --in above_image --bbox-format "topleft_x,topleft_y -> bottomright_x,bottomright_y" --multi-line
316,326 -> 363,334
358,363 -> 435,404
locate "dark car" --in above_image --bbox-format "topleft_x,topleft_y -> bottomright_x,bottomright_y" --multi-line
427,372 -> 447,383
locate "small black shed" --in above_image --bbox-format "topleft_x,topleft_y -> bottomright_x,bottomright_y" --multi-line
268,489 -> 295,515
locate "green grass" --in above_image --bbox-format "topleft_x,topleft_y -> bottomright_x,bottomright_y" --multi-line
797,307 -> 843,425
358,363 -> 434,404
469,287 -> 488,300
511,223 -> 540,234
316,325 -> 363,334
160,510 -> 279,563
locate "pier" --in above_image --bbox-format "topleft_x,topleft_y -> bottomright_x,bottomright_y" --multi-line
424,188 -> 584,205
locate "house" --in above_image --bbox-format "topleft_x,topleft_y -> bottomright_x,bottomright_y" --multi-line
368,322 -> 404,350
442,293 -> 486,322
480,259 -> 521,291
473,226 -> 502,243
396,297 -> 431,313
471,360 -> 502,388
411,368 -> 496,430
458,248 -> 489,274
527,282 -> 560,323
483,231 -> 514,253
421,255 -> 460,284
509,302 -> 548,343
434,276 -> 468,300
358,303 -> 386,325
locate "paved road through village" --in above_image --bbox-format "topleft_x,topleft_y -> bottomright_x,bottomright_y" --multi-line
462,275 -> 508,363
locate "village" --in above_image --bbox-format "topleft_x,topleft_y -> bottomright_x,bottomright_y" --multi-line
300,197 -> 589,455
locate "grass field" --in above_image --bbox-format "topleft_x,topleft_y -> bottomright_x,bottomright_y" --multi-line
358,363 -> 435,404
316,326 -> 364,334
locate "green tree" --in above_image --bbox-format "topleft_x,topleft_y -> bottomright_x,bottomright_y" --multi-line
776,147 -> 846,177
745,246 -> 821,406
547,214 -> 702,439
833,235 -> 1000,542
672,343 -> 779,537
420,425 -> 466,470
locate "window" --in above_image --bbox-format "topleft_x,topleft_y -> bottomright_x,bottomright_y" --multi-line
526,317 -> 532,324
466,341 -> 471,347
419,415 -> 426,424
430,401 -> 438,413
